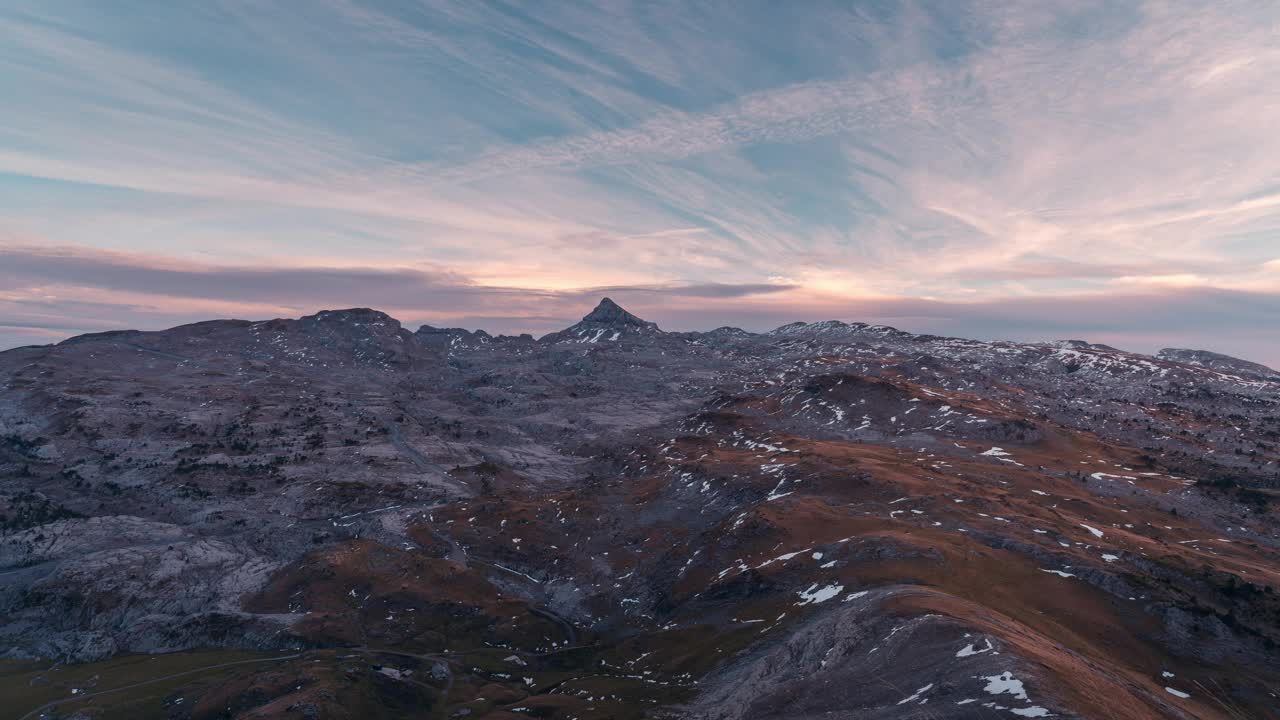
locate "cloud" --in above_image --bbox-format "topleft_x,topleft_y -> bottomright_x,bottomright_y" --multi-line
2,243 -> 1277,368
0,1 -> 1277,363
0,245 -> 479,308
588,283 -> 797,299
0,243 -> 796,332
946,254 -> 1229,282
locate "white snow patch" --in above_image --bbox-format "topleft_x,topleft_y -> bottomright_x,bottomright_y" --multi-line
982,671 -> 1029,700
957,638 -> 994,657
796,583 -> 844,605
897,683 -> 934,705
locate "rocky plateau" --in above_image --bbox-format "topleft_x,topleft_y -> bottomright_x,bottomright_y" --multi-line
2,298 -> 1278,719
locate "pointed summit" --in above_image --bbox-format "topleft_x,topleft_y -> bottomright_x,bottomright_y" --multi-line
541,297 -> 662,343
580,297 -> 650,328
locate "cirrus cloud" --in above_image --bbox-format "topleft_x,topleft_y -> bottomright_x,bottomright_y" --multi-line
0,0 -> 1277,363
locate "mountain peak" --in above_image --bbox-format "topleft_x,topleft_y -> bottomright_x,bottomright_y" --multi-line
580,297 -> 651,328
540,297 -> 662,342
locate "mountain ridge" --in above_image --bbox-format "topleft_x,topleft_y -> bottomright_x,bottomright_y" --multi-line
2,298 -> 1278,718
13,297 -> 1274,375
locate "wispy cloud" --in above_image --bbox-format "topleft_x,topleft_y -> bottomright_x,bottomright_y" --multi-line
0,0 -> 1277,361
3,242 -> 1275,367
0,243 -> 796,334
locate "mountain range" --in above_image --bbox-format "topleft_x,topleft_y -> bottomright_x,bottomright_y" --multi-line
2,298 -> 1278,719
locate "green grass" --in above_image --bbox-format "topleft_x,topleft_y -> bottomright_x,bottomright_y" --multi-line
0,649 -> 285,719
0,632 -> 728,719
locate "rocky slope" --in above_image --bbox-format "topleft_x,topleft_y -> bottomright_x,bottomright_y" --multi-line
1,299 -> 1278,719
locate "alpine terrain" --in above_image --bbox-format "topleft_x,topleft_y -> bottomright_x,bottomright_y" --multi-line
2,298 -> 1278,720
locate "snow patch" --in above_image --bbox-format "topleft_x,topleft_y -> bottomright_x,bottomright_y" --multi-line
982,671 -> 1028,700
957,638 -> 994,657
897,683 -> 933,705
796,583 -> 844,605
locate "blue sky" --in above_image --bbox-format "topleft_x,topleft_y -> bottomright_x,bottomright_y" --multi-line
2,1 -> 1279,364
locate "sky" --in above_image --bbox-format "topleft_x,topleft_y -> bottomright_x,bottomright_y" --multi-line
1,1 -> 1279,366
